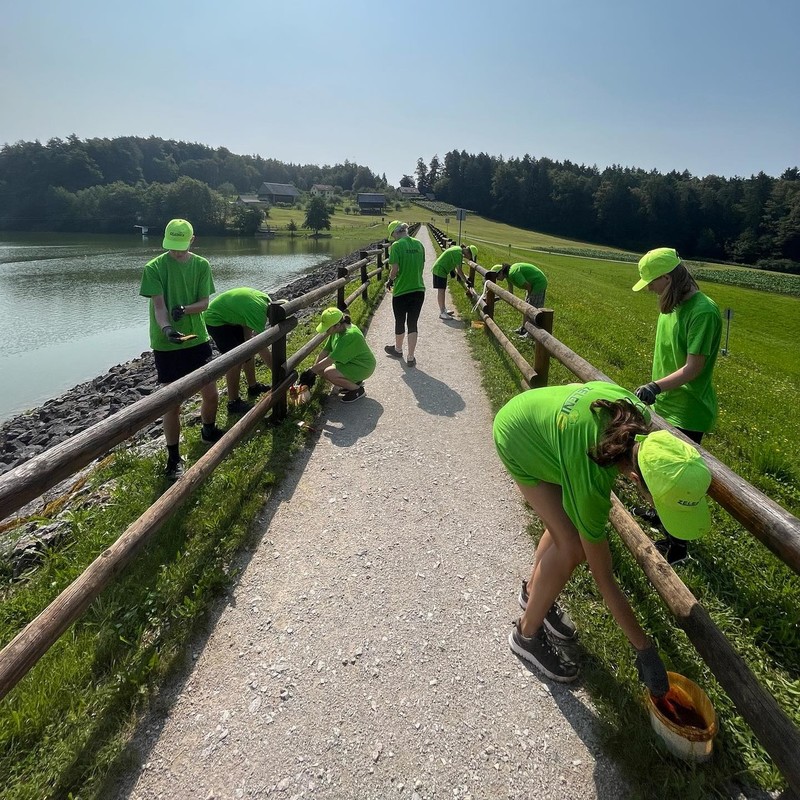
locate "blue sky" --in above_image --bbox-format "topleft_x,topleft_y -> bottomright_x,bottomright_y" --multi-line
1,0 -> 798,185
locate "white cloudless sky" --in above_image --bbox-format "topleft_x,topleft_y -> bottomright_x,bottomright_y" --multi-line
1,0 -> 798,185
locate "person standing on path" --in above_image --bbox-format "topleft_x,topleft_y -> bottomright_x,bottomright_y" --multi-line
631,247 -> 722,564
140,218 -> 225,481
430,243 -> 476,319
493,380 -> 712,691
305,307 -> 376,403
495,262 -> 549,336
384,220 -> 425,365
204,287 -> 273,416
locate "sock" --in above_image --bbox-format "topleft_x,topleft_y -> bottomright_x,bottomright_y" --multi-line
166,444 -> 180,464
202,422 -> 215,438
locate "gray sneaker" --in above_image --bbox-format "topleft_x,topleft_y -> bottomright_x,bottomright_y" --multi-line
518,581 -> 577,640
508,620 -> 579,682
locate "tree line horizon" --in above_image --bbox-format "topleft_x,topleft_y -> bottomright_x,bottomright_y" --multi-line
0,135 -> 797,271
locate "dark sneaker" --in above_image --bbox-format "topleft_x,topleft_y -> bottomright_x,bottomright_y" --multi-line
227,397 -> 253,415
517,582 -> 577,640
631,505 -> 661,526
165,459 -> 185,481
200,425 -> 226,444
508,620 -> 579,682
654,537 -> 689,565
247,382 -> 271,397
340,386 -> 365,403
384,345 -> 403,358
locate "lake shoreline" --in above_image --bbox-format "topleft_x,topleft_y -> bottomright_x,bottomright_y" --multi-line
0,242 -> 383,477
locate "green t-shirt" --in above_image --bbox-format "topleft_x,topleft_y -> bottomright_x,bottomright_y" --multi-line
652,292 -> 722,433
493,381 -> 650,542
389,236 -> 425,297
204,287 -> 271,333
140,252 -> 215,351
508,263 -> 547,293
431,246 -> 463,278
323,324 -> 377,383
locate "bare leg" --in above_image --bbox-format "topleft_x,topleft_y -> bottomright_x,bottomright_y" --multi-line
516,482 -> 585,637
199,382 -> 219,425
406,332 -> 418,360
225,365 -> 242,401
242,358 -> 257,388
437,287 -> 447,312
319,365 -> 359,391
394,332 -> 405,353
163,405 -> 181,447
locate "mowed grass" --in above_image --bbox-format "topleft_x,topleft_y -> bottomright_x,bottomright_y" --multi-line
266,202 -> 404,237
0,276 -> 387,799
443,224 -> 800,796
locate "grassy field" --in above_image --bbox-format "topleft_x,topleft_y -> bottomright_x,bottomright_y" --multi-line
440,220 -> 799,797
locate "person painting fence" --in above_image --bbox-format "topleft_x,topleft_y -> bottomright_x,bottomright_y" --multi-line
430,243 -> 477,319
493,380 -> 712,692
494,262 -> 549,337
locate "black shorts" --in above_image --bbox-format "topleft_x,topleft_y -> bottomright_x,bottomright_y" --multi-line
207,323 -> 246,354
392,291 -> 425,335
432,274 -> 447,289
153,341 -> 213,384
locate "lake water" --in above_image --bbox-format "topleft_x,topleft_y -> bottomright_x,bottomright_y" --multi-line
0,232 -> 367,421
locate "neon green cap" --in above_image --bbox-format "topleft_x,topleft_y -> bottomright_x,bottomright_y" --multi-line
315,306 -> 344,333
633,247 -> 681,291
162,218 -> 194,251
387,220 -> 404,239
636,431 -> 712,541
468,245 -> 477,259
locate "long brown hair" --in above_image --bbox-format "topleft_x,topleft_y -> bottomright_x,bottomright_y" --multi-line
589,399 -> 650,467
659,263 -> 698,314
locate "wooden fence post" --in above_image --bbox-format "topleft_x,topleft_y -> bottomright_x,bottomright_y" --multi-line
268,302 -> 289,422
485,270 -> 498,320
360,252 -> 369,287
337,265 -> 348,309
532,308 -> 554,388
376,251 -> 383,280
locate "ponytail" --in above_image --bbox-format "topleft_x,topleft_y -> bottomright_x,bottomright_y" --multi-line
589,399 -> 650,467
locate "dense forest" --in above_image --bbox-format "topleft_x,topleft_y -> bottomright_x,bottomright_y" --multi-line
414,152 -> 800,270
0,135 -> 386,236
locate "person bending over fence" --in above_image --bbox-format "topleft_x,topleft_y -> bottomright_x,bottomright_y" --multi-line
494,262 -> 548,338
630,248 -> 722,565
301,307 -> 376,404
493,380 -> 712,693
430,243 -> 476,319
384,220 -> 425,366
204,287 -> 274,416
139,218 -> 225,482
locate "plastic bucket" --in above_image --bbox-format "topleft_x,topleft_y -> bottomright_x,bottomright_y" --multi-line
471,320 -> 484,329
645,672 -> 717,762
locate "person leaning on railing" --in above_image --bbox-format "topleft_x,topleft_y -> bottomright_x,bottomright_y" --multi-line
630,248 -> 722,565
139,218 -> 226,481
493,380 -> 712,692
300,307 -> 376,404
204,287 -> 274,416
430,243 -> 476,319
494,262 -> 548,337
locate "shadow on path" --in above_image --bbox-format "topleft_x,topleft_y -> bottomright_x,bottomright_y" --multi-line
318,395 -> 384,448
400,366 -> 466,417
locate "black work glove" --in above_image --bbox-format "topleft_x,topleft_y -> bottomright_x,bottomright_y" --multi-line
298,368 -> 317,389
162,325 -> 185,344
171,305 -> 186,322
635,645 -> 669,697
466,279 -> 474,289
635,381 -> 662,406
450,270 -> 457,279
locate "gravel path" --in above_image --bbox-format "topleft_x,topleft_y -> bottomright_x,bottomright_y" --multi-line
117,227 -> 627,800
